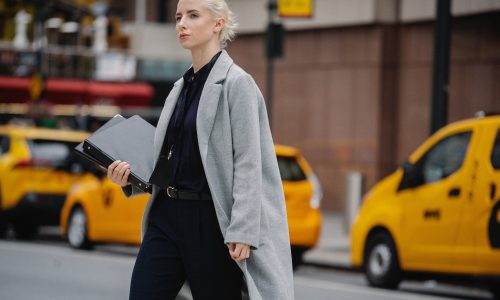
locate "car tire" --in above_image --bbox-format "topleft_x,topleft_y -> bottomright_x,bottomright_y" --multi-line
489,284 -> 500,300
12,222 -> 38,240
364,231 -> 401,289
67,207 -> 93,250
0,196 -> 7,239
291,246 -> 306,270
0,218 -> 7,239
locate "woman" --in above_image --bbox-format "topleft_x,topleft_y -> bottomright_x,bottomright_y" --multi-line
107,0 -> 294,299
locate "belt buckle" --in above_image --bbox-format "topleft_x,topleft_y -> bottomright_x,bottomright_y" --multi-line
166,186 -> 177,198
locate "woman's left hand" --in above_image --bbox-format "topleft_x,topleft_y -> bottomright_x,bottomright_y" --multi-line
229,243 -> 250,261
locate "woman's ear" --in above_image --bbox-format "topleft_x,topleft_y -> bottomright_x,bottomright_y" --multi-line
214,17 -> 225,33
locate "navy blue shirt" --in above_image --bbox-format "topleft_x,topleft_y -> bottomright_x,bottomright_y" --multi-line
163,51 -> 222,193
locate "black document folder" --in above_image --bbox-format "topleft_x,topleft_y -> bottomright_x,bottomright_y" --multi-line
81,115 -> 156,193
74,114 -> 126,166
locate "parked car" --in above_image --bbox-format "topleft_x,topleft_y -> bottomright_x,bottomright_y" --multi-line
0,125 -> 91,239
60,144 -> 322,268
351,115 -> 500,298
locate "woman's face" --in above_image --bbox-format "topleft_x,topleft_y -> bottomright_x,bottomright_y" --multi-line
176,0 -> 221,50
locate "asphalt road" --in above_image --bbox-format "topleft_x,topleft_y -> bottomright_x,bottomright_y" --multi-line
0,228 -> 494,300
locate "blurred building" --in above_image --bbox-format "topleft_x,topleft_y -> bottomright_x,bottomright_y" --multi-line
1,0 -> 500,212
224,0 -> 500,212
0,0 -> 170,112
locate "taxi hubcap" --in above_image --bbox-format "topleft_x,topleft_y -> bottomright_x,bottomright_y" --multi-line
68,209 -> 86,247
369,244 -> 391,277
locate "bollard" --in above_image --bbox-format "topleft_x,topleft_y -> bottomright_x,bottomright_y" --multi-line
344,171 -> 363,234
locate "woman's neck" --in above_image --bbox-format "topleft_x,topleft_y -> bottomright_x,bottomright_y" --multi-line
190,43 -> 221,73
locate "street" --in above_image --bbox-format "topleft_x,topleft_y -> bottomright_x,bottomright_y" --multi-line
0,227 -> 493,300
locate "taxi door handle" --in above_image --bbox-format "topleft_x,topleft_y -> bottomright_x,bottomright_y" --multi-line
448,187 -> 461,198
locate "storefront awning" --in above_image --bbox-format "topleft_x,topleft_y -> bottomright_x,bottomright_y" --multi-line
0,76 -> 153,107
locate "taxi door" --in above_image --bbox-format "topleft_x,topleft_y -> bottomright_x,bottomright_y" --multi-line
92,178 -> 131,239
120,187 -> 149,244
401,124 -> 477,272
468,124 -> 500,274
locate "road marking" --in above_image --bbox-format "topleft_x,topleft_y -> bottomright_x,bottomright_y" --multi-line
294,276 -> 449,300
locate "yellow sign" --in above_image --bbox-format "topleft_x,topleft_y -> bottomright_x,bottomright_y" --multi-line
29,73 -> 43,101
278,0 -> 314,18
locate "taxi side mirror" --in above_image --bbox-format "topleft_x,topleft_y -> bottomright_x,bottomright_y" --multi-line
398,161 -> 422,191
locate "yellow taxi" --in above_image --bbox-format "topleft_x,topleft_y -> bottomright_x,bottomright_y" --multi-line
351,115 -> 500,297
60,144 -> 322,268
0,125 -> 91,239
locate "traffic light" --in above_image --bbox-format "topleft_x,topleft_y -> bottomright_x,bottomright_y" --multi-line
266,22 -> 284,59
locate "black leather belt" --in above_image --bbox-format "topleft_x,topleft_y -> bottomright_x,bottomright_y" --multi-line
164,186 -> 212,201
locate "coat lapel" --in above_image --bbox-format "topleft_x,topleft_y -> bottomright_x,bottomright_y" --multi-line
196,50 -> 233,162
153,78 -> 184,163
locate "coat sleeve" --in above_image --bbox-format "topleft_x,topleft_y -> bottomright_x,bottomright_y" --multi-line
121,184 -> 147,198
224,74 -> 263,250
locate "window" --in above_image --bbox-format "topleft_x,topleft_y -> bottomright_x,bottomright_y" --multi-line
28,139 -> 80,169
277,156 -> 307,182
0,135 -> 10,155
491,130 -> 500,170
420,131 -> 471,184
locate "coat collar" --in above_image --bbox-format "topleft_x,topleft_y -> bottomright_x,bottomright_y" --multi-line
204,49 -> 233,85
153,50 -> 234,164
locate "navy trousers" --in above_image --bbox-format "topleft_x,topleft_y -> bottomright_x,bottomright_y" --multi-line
129,190 -> 243,300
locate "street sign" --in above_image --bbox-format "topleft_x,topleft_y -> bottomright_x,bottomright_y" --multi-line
29,73 -> 43,101
278,0 -> 314,18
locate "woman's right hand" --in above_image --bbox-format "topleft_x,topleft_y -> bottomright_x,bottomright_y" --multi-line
107,160 -> 131,187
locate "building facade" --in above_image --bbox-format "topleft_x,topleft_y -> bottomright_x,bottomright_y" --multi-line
228,0 -> 500,211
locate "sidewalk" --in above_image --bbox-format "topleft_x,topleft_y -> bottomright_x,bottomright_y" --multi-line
302,211 -> 353,270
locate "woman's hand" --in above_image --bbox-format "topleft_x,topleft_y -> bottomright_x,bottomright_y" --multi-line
229,243 -> 250,261
107,160 -> 131,187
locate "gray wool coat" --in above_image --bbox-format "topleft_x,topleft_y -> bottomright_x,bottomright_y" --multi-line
122,50 -> 294,300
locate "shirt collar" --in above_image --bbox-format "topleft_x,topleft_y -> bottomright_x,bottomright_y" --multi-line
183,51 -> 222,83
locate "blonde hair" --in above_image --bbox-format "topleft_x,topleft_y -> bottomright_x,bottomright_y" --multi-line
205,0 -> 238,48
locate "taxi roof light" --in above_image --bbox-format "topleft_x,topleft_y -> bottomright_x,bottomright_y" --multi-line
475,110 -> 500,118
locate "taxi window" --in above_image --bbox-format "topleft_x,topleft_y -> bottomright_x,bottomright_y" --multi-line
277,156 -> 307,182
491,130 -> 500,169
0,135 -> 10,155
420,131 -> 471,184
28,139 -> 80,168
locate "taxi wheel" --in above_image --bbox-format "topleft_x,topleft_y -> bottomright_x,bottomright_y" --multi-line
67,207 -> 93,250
13,222 -> 38,240
364,232 -> 401,289
291,246 -> 306,270
0,219 -> 7,239
489,284 -> 500,300
0,209 -> 7,238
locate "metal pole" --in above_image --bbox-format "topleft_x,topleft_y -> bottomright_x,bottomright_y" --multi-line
135,0 -> 146,23
430,0 -> 451,134
33,0 -> 46,102
34,0 -> 44,68
266,0 -> 278,130
266,54 -> 274,129
344,171 -> 363,234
